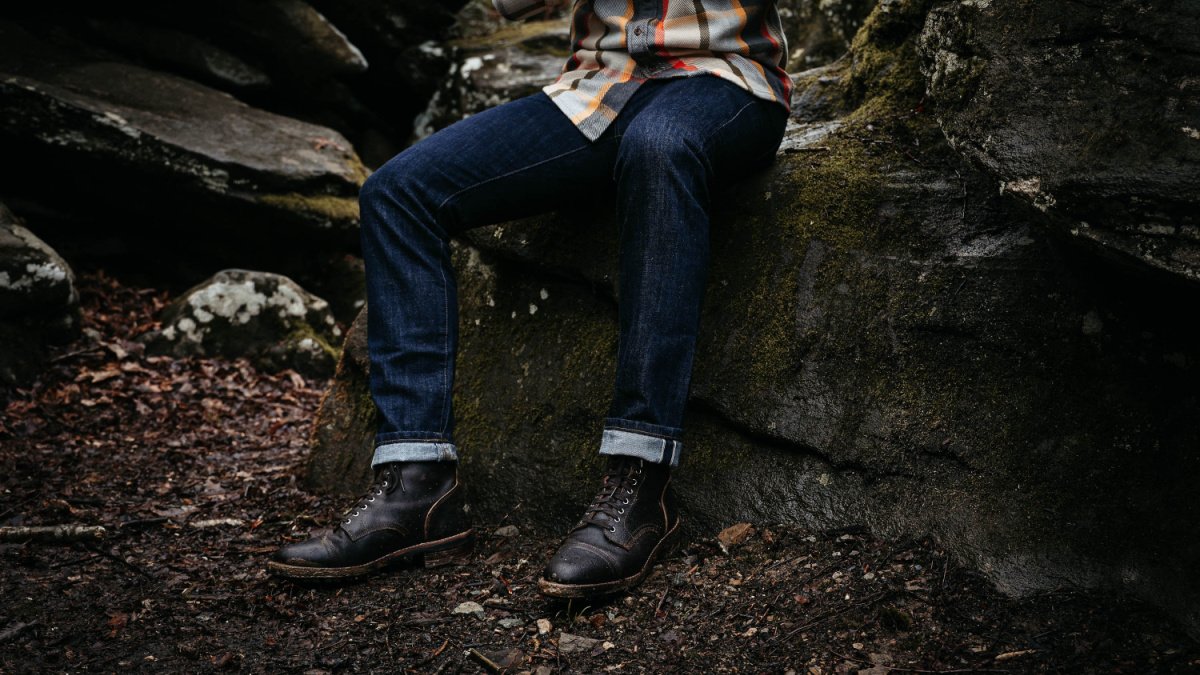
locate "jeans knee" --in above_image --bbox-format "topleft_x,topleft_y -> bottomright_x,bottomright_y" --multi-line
615,125 -> 708,182
359,151 -> 442,239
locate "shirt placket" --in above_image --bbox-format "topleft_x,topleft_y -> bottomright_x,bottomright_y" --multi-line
627,0 -> 671,75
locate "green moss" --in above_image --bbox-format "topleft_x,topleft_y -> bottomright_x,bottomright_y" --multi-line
448,19 -> 566,51
258,192 -> 361,225
284,324 -> 340,360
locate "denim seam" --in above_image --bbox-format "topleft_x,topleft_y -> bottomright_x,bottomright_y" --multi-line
373,437 -> 450,447
700,99 -> 761,158
605,424 -> 681,441
438,237 -> 451,437
435,135 -> 618,218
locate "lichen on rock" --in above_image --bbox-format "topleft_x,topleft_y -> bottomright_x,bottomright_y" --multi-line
142,269 -> 340,377
0,202 -> 80,384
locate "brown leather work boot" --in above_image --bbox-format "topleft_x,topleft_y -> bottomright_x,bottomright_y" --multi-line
268,461 -> 473,580
539,456 -> 681,598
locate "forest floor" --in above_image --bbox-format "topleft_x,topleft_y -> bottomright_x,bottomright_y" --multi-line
1,272 -> 1199,674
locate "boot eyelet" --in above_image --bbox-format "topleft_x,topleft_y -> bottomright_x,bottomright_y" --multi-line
609,526 -> 617,532
369,497 -> 376,502
618,508 -> 625,514
630,479 -> 638,486
344,518 -> 351,524
614,517 -> 620,522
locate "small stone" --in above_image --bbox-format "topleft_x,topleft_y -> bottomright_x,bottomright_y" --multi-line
557,632 -> 601,654
717,522 -> 755,552
536,618 -> 552,634
498,617 -> 524,629
494,525 -> 520,538
452,601 -> 485,618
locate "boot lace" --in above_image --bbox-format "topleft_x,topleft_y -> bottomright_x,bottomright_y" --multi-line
582,458 -> 643,532
342,467 -> 397,525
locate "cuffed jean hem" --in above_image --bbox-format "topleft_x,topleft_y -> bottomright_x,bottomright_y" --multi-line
372,441 -> 459,467
599,427 -> 682,468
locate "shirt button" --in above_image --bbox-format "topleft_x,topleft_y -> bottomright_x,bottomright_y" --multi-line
633,27 -> 643,35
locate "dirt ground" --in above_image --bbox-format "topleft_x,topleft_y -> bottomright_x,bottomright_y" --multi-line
2,271 -> 1198,673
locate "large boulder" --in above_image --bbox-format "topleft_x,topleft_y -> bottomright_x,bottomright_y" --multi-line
306,0 -> 1200,638
919,0 -> 1200,283
0,21 -> 368,261
203,0 -> 369,78
0,203 -> 79,385
412,1 -> 570,139
142,269 -> 341,377
82,17 -> 273,92
777,0 -> 878,68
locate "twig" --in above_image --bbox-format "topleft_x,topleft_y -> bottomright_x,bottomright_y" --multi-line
833,650 -> 1010,674
84,544 -> 153,579
118,517 -> 169,530
0,525 -> 107,544
0,621 -> 37,644
49,347 -> 105,363
770,590 -> 893,648
655,587 -> 670,616
468,647 -> 502,673
48,553 -> 101,569
888,662 -> 1008,667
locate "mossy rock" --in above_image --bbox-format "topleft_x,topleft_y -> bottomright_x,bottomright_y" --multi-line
0,203 -> 80,385
918,0 -> 1200,283
142,269 -> 341,377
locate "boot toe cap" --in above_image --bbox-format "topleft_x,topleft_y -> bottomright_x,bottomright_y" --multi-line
272,532 -> 336,567
542,539 -> 622,585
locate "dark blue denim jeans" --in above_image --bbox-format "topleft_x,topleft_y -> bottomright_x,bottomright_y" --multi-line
360,75 -> 788,469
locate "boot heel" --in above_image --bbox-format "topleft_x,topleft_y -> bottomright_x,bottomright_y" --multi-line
423,533 -> 475,568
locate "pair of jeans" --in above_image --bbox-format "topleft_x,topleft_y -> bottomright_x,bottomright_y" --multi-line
360,74 -> 788,469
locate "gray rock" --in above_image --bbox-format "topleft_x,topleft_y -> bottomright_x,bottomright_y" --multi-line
0,203 -> 79,384
557,632 -> 601,654
452,600 -> 486,618
205,0 -> 369,77
777,0 -> 878,68
413,5 -> 570,140
143,269 -> 340,377
0,21 -> 367,250
84,18 -> 272,91
919,0 -> 1200,283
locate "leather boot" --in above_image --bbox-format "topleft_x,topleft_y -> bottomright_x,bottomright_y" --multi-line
268,461 -> 473,580
539,456 -> 681,598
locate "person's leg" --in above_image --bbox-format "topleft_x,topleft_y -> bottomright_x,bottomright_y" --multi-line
360,92 -> 620,466
540,76 -> 789,596
271,91 -> 621,580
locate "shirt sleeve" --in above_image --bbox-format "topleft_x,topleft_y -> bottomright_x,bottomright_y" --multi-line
492,0 -> 551,20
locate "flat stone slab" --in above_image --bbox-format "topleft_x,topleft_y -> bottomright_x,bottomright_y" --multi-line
0,21 -> 366,238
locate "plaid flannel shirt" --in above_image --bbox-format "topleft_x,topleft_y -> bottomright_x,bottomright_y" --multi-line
492,0 -> 792,141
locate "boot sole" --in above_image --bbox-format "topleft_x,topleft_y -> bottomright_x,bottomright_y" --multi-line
537,517 -> 682,598
267,529 -> 475,580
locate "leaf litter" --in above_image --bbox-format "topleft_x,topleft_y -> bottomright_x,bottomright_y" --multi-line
1,271 -> 1198,673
